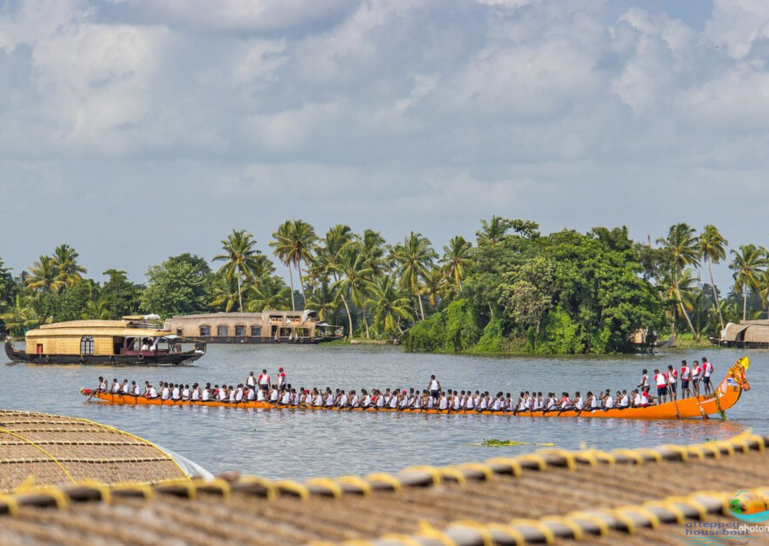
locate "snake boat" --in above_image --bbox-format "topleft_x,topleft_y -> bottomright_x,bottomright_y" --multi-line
82,358 -> 750,420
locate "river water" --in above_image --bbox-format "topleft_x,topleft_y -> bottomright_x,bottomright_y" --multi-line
2,345 -> 765,480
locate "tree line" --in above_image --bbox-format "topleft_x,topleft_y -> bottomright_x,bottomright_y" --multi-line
0,219 -> 765,353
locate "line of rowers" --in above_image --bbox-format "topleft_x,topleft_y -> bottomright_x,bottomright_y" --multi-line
95,357 -> 716,413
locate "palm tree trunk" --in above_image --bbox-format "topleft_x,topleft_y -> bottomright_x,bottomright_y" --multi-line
706,257 -> 725,331
297,262 -> 307,309
674,276 -> 697,340
417,293 -> 425,321
743,290 -> 748,321
362,306 -> 370,338
237,274 -> 243,312
340,293 -> 353,340
287,266 -> 296,311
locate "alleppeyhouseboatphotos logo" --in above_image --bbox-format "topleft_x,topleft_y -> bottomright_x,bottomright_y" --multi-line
672,491 -> 769,545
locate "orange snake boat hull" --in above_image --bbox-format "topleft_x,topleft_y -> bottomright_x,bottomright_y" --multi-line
82,358 -> 749,420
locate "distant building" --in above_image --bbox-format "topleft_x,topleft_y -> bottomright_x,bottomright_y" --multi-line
165,310 -> 343,344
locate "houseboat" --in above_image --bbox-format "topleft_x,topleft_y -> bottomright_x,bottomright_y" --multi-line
165,310 -> 344,344
710,320 -> 769,349
4,315 -> 206,365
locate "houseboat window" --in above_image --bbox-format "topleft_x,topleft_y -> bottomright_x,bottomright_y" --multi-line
80,336 -> 94,355
217,325 -> 228,337
251,326 -> 261,337
235,325 -> 245,337
176,329 -> 183,336
200,325 -> 211,337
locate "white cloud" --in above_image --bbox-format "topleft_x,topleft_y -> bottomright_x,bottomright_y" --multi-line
2,0 -> 769,280
107,0 -> 358,33
707,0 -> 769,58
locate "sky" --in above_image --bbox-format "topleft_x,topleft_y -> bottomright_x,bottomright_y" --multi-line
0,0 -> 766,289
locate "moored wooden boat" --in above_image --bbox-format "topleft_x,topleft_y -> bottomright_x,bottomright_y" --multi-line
6,316 -> 206,366
82,358 -> 750,420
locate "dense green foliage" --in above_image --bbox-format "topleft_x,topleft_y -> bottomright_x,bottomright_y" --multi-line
406,227 -> 663,354
1,218 -> 767,354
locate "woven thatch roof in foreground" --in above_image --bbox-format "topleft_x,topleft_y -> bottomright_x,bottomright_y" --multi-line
0,411 -> 189,492
1,431 -> 768,545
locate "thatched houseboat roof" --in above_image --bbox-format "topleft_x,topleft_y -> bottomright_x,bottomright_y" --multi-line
723,320 -> 769,344
0,430 -> 767,545
0,411 -> 190,492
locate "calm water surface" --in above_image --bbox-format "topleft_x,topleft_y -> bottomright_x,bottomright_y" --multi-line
2,345 -> 766,480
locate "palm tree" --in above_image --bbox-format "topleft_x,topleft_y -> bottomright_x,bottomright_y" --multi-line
81,298 -> 110,320
440,235 -> 473,290
697,225 -> 728,332
270,220 -> 317,310
366,276 -> 413,337
331,244 -> 373,338
657,224 -> 700,338
0,293 -> 40,336
393,232 -> 437,321
318,225 -> 353,274
476,216 -> 510,246
210,276 -> 240,313
247,276 -> 292,312
357,229 -> 389,279
213,229 -> 262,312
26,255 -> 64,293
305,279 -> 338,322
52,244 -> 87,287
420,268 -> 446,309
730,244 -> 768,320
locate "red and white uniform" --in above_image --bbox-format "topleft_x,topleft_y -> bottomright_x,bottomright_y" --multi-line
655,373 -> 667,389
681,365 -> 690,381
668,369 -> 677,385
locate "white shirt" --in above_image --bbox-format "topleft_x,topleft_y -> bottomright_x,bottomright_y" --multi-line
438,397 -> 448,410
172,387 -> 180,399
257,389 -> 266,402
339,394 -> 349,406
202,389 -> 210,401
281,392 -> 291,404
161,388 -> 170,400
604,396 -> 614,408
148,387 -> 158,398
192,389 -> 201,401
429,380 -> 439,391
246,375 -> 256,387
704,363 -> 713,378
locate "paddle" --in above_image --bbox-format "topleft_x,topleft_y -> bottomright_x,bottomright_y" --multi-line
694,395 -> 709,420
672,398 -> 681,420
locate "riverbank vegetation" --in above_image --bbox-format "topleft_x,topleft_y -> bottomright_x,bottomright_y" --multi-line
0,219 -> 766,354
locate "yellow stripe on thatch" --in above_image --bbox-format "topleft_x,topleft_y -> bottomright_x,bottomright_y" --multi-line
0,428 -> 76,484
74,417 -> 191,480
